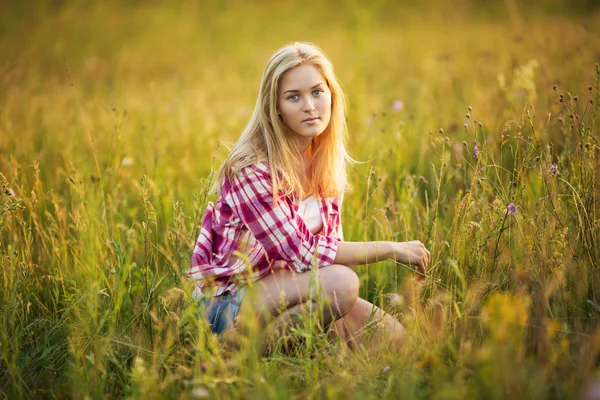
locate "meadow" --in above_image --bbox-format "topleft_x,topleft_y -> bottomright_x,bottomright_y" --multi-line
1,0 -> 599,398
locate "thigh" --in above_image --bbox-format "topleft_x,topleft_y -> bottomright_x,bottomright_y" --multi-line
238,264 -> 358,322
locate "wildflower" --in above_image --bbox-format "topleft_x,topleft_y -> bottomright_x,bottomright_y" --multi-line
383,366 -> 391,373
121,156 -> 134,167
390,293 -> 403,306
468,105 -> 472,111
191,386 -> 210,399
553,85 -> 558,91
473,145 -> 479,158
391,100 -> 404,112
7,188 -> 15,197
507,203 -> 517,215
438,128 -> 444,134
548,163 -> 560,176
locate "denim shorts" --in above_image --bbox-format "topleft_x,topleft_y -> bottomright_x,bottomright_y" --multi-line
199,287 -> 246,335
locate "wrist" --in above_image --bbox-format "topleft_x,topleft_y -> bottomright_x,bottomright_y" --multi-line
390,242 -> 405,262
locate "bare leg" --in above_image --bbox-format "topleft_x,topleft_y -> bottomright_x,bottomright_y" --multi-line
332,297 -> 405,352
228,264 -> 360,353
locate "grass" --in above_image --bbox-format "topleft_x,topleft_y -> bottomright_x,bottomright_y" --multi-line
1,0 -> 599,398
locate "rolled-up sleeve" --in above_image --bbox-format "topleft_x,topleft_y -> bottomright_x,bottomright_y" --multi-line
225,165 -> 338,272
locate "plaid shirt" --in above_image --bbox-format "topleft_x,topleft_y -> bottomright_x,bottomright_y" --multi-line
189,162 -> 343,298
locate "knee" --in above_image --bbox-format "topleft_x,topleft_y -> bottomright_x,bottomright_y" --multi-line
321,265 -> 359,313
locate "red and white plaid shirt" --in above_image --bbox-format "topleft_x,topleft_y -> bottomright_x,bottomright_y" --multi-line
189,162 -> 343,298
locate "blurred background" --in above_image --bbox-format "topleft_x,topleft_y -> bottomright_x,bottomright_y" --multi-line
2,0 -> 599,188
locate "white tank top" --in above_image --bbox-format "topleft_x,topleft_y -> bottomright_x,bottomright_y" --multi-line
298,195 -> 322,234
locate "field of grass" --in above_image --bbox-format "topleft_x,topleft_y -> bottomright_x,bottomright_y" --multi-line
1,0 -> 600,398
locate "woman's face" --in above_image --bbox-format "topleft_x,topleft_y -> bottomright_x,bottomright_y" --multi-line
277,64 -> 332,151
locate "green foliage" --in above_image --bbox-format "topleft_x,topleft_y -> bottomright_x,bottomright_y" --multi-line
1,1 -> 599,398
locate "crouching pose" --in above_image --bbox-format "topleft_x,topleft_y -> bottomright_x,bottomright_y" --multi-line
189,42 -> 430,352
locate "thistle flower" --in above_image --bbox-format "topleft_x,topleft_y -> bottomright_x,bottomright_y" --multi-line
391,100 -> 404,112
473,145 -> 479,158
507,203 -> 517,215
548,163 -> 560,176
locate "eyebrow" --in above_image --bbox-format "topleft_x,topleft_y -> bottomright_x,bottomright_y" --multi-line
283,83 -> 326,94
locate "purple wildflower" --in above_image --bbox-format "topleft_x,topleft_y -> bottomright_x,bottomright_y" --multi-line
507,203 -> 517,215
548,163 -> 560,176
7,188 -> 15,197
391,100 -> 404,112
383,366 -> 391,373
473,145 -> 479,158
390,293 -> 403,306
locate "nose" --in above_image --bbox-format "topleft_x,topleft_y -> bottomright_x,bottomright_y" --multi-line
303,97 -> 315,112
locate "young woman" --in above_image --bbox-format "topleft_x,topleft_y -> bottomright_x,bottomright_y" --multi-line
189,42 -> 430,351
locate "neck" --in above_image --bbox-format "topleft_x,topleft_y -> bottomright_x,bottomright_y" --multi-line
294,137 -> 312,154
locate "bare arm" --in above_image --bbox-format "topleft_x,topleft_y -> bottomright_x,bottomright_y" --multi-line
334,240 -> 430,276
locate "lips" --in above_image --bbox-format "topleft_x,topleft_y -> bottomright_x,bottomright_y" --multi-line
302,117 -> 320,122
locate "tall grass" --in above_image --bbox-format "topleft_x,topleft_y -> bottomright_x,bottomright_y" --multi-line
1,1 -> 599,398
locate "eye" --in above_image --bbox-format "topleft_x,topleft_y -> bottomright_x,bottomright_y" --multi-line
312,89 -> 324,97
288,94 -> 299,101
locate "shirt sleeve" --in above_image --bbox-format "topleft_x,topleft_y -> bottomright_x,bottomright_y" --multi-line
225,165 -> 339,272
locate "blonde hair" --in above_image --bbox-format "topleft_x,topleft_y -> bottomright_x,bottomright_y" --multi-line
213,42 -> 351,201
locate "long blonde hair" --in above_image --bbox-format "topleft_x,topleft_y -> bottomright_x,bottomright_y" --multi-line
213,42 -> 351,201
